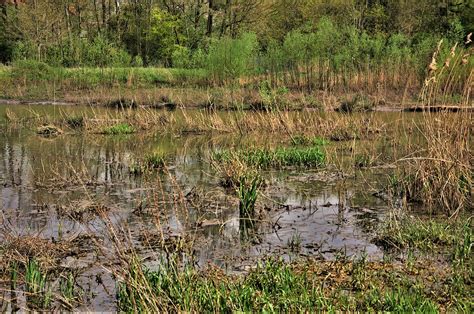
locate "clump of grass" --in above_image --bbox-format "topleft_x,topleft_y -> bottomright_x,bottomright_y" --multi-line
10,261 -> 19,291
36,124 -> 63,137
329,125 -> 358,141
291,135 -> 328,146
210,149 -> 261,189
392,113 -> 472,215
354,154 -> 377,168
287,231 -> 302,252
392,42 -> 473,216
60,272 -> 83,307
375,212 -> 472,252
337,94 -> 374,113
130,152 -> 166,175
145,153 -> 166,169
102,123 -> 135,135
65,116 -> 84,129
57,200 -> 111,221
238,174 -> 262,221
106,98 -> 137,109
214,146 -> 326,169
25,258 -> 52,309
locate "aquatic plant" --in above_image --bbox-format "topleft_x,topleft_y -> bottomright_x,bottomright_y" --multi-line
114,253 -> 458,313
36,124 -> 63,137
102,123 -> 135,135
392,42 -> 473,215
145,153 -> 166,169
25,258 -> 52,309
238,174 -> 262,221
60,272 -> 82,307
337,94 -> 374,113
291,135 -> 328,146
287,231 -> 302,252
214,146 -> 325,169
65,116 -> 84,128
130,153 -> 167,175
10,261 -> 18,291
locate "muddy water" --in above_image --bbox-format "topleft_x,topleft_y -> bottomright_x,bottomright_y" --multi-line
1,104 -> 398,310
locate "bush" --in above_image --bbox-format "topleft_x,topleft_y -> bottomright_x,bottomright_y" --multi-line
82,35 -> 131,67
206,32 -> 259,83
10,59 -> 64,82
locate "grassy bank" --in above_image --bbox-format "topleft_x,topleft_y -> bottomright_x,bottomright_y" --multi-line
115,227 -> 472,313
0,61 -> 436,110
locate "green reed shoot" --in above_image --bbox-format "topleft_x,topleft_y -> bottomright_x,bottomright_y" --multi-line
238,174 -> 262,221
25,258 -> 52,309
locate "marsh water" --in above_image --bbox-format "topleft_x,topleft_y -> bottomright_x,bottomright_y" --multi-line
1,104 -> 402,310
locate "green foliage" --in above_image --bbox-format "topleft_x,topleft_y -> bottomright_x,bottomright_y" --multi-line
11,36 -> 131,67
377,214 -> 472,253
60,272 -> 82,305
206,32 -> 258,82
82,35 -> 131,67
102,123 -> 135,135
147,8 -> 184,65
238,174 -> 262,220
25,259 -> 52,309
130,152 -> 166,175
116,257 -> 456,312
257,80 -> 289,110
11,60 -> 64,82
214,146 -> 326,169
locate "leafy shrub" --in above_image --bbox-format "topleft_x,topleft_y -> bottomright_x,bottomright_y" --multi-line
10,60 -> 64,82
206,32 -> 258,82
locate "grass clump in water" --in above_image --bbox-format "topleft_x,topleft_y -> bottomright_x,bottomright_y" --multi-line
291,135 -> 328,146
238,174 -> 262,221
25,258 -> 52,309
65,116 -> 84,129
214,146 -> 325,169
130,152 -> 166,175
337,93 -> 374,113
36,124 -> 63,137
102,123 -> 135,135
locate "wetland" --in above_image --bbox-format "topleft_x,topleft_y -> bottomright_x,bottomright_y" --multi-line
0,103 -> 472,311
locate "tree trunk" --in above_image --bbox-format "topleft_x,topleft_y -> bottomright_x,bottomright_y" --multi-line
101,0 -> 106,28
206,0 -> 213,36
93,0 -> 101,33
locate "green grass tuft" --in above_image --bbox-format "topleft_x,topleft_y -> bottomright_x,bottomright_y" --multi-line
102,123 -> 135,135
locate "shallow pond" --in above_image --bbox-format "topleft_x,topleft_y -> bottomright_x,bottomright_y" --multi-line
0,103 -> 407,310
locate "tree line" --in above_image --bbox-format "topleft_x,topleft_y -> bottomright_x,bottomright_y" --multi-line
1,1 -> 472,66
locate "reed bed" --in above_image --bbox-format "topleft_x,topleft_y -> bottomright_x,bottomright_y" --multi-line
391,41 -> 473,216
